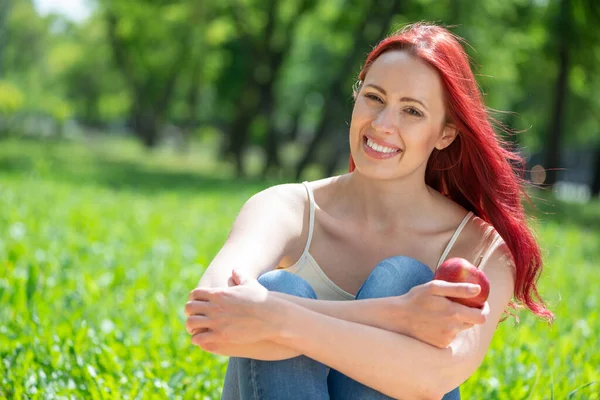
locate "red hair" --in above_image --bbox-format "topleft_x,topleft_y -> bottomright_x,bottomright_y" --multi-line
349,23 -> 554,322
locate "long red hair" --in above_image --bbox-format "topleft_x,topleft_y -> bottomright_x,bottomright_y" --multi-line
349,23 -> 554,322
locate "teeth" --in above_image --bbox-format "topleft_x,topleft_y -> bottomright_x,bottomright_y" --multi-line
366,138 -> 399,154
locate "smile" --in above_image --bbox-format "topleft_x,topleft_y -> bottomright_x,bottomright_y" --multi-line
366,137 -> 400,153
362,136 -> 402,159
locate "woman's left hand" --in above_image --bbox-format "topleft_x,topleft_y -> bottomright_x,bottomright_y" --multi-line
185,270 -> 285,350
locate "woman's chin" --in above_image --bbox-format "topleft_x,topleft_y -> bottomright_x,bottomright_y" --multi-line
352,161 -> 403,181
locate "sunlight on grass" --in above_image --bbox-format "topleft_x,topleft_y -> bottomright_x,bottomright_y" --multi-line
0,138 -> 598,398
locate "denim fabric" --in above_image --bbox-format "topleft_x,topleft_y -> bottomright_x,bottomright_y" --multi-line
221,256 -> 461,400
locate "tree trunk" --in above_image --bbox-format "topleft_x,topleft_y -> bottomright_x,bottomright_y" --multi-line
295,94 -> 336,181
0,0 -> 11,78
260,82 -> 281,177
258,0 -> 315,178
180,59 -> 202,154
286,101 -> 304,142
106,10 -> 193,150
228,107 -> 254,178
262,124 -> 281,178
260,81 -> 282,178
324,125 -> 350,177
592,147 -> 600,197
295,0 -> 402,180
133,109 -> 161,148
544,0 -> 570,187
223,0 -> 314,179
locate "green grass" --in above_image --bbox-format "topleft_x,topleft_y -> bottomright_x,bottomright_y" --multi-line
0,137 -> 598,399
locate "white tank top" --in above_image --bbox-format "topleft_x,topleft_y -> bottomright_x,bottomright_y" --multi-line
277,182 -> 497,301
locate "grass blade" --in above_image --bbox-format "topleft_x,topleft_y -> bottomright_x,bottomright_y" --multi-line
567,381 -> 598,399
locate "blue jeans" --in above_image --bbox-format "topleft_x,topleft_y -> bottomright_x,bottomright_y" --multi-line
221,256 -> 461,399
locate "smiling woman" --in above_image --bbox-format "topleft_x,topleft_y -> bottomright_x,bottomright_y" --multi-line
350,50 -> 456,179
186,22 -> 554,400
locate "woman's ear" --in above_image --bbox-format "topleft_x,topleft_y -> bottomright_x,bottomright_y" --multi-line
435,123 -> 458,150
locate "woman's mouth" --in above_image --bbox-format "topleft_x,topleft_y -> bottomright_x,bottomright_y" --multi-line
362,136 -> 402,159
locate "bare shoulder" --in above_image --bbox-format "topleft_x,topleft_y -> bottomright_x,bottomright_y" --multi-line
246,183 -> 307,213
238,183 -> 308,234
437,192 -> 515,277
198,183 -> 310,286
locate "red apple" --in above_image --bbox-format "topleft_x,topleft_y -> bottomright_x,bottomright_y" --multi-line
433,257 -> 490,308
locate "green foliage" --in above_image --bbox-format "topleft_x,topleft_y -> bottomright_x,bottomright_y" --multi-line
2,0 -> 598,161
0,80 -> 23,114
41,95 -> 73,123
3,0 -> 48,73
0,138 -> 598,398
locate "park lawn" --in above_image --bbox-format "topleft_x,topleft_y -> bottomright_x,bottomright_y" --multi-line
0,138 -> 598,399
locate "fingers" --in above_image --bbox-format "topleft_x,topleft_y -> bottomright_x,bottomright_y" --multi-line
191,330 -> 217,350
184,300 -> 210,317
460,322 -> 475,331
188,287 -> 216,301
450,301 -> 489,325
186,315 -> 212,335
185,300 -> 212,335
227,276 -> 237,287
459,305 -> 487,325
231,270 -> 242,286
232,269 -> 251,285
428,280 -> 481,299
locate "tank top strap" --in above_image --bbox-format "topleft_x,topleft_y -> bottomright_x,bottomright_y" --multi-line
301,181 -> 316,256
435,211 -> 474,270
477,229 -> 505,268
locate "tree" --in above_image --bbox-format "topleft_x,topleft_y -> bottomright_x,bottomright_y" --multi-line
101,0 -> 203,147
542,0 -> 600,186
216,0 -> 317,177
295,0 -> 404,179
0,0 -> 12,78
543,0 -> 572,187
592,148 -> 600,197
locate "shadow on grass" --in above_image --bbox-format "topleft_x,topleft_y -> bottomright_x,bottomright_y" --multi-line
2,138 -> 599,229
0,153 -> 274,195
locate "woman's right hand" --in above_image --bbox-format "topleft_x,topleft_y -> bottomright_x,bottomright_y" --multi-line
396,280 -> 490,349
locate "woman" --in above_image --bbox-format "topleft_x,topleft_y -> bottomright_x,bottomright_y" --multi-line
184,23 -> 554,399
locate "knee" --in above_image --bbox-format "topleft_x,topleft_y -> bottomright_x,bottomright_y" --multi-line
257,270 -> 318,299
377,255 -> 434,280
356,256 -> 434,299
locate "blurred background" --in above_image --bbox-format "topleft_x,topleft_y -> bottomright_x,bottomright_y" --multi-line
1,0 -> 600,398
0,0 -> 598,194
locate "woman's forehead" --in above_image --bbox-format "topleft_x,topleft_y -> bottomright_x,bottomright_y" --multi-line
363,51 -> 444,105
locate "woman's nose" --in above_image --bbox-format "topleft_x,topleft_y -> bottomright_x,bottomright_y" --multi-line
371,107 -> 397,134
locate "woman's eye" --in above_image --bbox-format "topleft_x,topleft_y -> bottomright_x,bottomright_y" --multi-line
365,93 -> 383,103
405,108 -> 423,117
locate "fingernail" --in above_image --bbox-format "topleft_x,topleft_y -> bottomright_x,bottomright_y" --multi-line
469,285 -> 479,293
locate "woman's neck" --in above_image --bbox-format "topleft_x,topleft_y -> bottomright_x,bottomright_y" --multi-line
335,172 -> 439,232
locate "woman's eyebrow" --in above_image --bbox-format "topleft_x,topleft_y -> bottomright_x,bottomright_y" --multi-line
400,97 -> 428,111
364,83 -> 428,111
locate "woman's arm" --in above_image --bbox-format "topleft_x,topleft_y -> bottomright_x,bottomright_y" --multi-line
193,194 -> 489,361
269,246 -> 515,399
192,185 -> 492,360
268,287 -> 486,344
192,184 -> 312,359
190,183 -> 497,363
196,184 -> 305,289
192,282 -> 487,361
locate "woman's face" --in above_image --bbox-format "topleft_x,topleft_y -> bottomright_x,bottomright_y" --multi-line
349,50 -> 457,181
